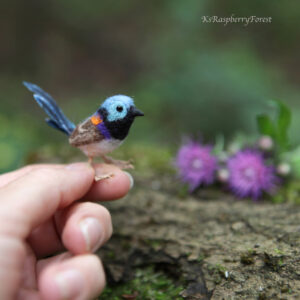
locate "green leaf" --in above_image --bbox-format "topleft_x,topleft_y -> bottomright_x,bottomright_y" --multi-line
213,134 -> 225,154
256,114 -> 276,137
277,101 -> 291,132
274,100 -> 291,151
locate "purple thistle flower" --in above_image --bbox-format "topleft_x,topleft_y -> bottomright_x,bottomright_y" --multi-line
176,141 -> 218,192
227,149 -> 278,199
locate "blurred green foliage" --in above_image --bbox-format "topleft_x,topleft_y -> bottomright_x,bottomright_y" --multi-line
257,100 -> 292,153
1,0 -> 300,172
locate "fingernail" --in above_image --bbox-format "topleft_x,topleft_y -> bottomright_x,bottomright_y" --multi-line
55,269 -> 84,299
123,171 -> 134,189
79,217 -> 104,252
65,162 -> 91,171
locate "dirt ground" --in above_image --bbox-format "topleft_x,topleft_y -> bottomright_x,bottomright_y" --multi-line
99,174 -> 300,300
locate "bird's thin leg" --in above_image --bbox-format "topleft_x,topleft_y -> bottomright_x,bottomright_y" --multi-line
101,155 -> 134,170
88,156 -> 114,181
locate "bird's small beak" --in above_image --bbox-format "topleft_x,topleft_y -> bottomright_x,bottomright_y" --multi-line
132,107 -> 144,117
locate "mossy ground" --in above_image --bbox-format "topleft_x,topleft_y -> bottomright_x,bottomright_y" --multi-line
100,267 -> 184,300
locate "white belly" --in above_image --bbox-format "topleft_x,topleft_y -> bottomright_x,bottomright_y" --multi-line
79,139 -> 123,157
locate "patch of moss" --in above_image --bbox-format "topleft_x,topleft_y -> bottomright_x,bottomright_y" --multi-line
207,263 -> 229,284
144,239 -> 163,250
106,250 -> 116,260
100,266 -> 184,300
240,249 -> 257,265
177,185 -> 189,199
197,254 -> 205,263
263,252 -> 285,272
274,248 -> 285,255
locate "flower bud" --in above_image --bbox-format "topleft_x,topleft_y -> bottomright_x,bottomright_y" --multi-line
258,135 -> 273,151
277,162 -> 291,176
217,168 -> 229,183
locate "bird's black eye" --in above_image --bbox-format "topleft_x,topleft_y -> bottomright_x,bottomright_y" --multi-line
116,105 -> 123,112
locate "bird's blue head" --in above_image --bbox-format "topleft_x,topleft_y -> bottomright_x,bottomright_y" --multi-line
101,95 -> 134,122
97,95 -> 144,140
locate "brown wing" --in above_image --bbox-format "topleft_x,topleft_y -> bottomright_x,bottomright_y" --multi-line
69,118 -> 104,147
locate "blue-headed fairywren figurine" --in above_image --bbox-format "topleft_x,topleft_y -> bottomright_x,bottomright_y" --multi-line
23,82 -> 144,179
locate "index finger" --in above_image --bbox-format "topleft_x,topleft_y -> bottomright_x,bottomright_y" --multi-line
83,164 -> 133,202
0,163 -> 94,238
0,164 -> 62,188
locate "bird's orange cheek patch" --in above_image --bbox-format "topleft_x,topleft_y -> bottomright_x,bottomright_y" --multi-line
91,115 -> 103,125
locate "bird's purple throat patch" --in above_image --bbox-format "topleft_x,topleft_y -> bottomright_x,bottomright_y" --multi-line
91,113 -> 111,139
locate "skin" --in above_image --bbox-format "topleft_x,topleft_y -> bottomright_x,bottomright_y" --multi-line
0,162 -> 132,300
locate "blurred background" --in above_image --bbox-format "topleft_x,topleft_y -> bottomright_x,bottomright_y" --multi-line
1,0 -> 300,173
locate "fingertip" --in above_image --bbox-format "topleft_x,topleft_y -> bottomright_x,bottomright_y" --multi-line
123,171 -> 134,189
61,203 -> 112,254
39,255 -> 105,300
84,164 -> 132,201
40,268 -> 85,300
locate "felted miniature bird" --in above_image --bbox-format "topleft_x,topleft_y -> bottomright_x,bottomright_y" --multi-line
23,82 -> 144,178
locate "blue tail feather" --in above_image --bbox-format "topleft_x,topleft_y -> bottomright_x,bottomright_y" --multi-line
45,118 -> 70,134
23,82 -> 75,135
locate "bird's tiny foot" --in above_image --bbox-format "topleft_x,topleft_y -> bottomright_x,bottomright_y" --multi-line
113,160 -> 134,170
88,157 -> 93,166
94,173 -> 114,181
102,155 -> 134,170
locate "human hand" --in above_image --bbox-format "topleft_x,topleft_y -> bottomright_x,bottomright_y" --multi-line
0,163 -> 132,300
